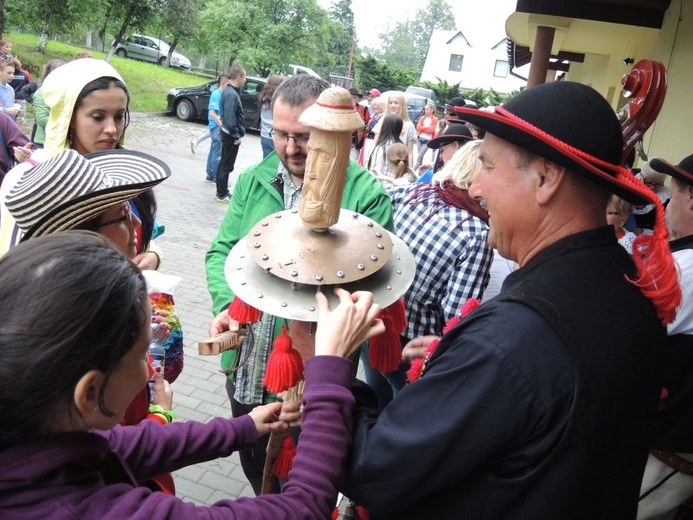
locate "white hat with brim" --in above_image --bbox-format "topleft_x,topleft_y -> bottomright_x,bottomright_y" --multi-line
6,148 -> 170,240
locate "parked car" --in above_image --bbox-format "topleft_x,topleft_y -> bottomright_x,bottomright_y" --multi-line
380,90 -> 436,125
406,85 -> 436,103
114,35 -> 191,70
166,76 -> 267,130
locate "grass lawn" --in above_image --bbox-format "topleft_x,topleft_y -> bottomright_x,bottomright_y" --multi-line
7,31 -> 213,113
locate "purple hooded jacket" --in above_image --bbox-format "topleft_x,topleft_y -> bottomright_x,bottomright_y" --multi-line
0,356 -> 354,519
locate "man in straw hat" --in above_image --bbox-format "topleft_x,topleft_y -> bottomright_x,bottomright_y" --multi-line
205,75 -> 393,495
342,80 -> 680,518
638,154 -> 693,518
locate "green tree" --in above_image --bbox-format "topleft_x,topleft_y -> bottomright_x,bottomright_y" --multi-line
313,0 -> 354,77
354,53 -> 418,93
155,0 -> 198,66
197,0 -> 330,76
409,0 -> 456,67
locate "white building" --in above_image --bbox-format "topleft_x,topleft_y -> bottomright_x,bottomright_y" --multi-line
420,29 -> 527,94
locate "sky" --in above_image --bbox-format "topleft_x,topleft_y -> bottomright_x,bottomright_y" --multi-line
318,0 -> 518,50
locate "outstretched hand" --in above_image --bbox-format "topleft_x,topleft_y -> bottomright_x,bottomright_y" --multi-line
314,288 -> 385,358
402,335 -> 439,362
248,402 -> 289,437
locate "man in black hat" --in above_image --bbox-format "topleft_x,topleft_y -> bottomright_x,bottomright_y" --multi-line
638,154 -> 693,517
342,81 -> 680,518
417,123 -> 473,181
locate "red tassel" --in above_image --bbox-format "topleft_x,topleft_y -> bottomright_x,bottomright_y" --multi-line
406,358 -> 424,383
263,325 -> 304,393
369,300 -> 408,373
227,296 -> 261,323
331,508 -> 340,520
271,435 -> 296,478
357,506 -> 370,520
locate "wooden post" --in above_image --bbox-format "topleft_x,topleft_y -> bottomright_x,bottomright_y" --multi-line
527,26 -> 555,89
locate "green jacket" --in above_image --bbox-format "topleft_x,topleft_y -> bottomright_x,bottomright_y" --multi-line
205,152 -> 394,373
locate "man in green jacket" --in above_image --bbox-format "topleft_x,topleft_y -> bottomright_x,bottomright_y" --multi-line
205,74 -> 393,495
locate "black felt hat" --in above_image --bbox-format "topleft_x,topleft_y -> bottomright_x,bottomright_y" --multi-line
650,154 -> 693,186
427,124 -> 473,149
454,81 -> 649,206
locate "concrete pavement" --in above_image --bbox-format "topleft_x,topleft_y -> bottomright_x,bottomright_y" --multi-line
125,115 -> 262,505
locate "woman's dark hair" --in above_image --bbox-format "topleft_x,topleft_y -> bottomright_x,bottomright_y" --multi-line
74,76 -> 131,132
0,231 -> 149,446
257,75 -> 285,109
131,189 -> 157,251
375,114 -> 404,146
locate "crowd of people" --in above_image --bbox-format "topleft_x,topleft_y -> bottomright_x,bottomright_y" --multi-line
1,52 -> 693,520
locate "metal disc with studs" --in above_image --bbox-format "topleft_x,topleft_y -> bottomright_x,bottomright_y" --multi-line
225,209 -> 415,321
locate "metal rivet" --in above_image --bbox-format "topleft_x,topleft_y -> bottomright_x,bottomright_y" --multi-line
377,243 -> 384,250
386,285 -> 392,290
336,271 -> 345,278
291,208 -> 298,213
375,232 -> 382,238
352,213 -> 359,218
253,230 -> 261,236
357,264 -> 365,270
367,221 -> 374,227
261,254 -> 269,260
396,255 -> 401,260
396,269 -> 402,274
240,254 -> 245,258
370,254 -> 378,261
308,306 -> 316,311
261,221 -> 268,226
281,302 -> 287,307
290,269 -> 298,277
241,281 -> 246,285
253,242 -> 261,248
275,214 -> 282,218
314,274 -> 324,281
257,294 -> 264,299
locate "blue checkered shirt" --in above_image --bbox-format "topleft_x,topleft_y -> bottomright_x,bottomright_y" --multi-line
390,184 -> 493,339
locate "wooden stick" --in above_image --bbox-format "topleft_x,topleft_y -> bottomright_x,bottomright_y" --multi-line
261,381 -> 305,495
197,331 -> 243,356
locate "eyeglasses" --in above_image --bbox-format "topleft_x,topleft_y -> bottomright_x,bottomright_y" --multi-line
269,130 -> 310,147
98,204 -> 133,228
644,181 -> 664,188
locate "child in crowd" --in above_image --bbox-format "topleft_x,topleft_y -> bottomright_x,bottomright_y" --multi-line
367,113 -> 403,184
0,58 -> 19,120
372,142 -> 416,187
606,193 -> 637,254
0,231 -> 383,519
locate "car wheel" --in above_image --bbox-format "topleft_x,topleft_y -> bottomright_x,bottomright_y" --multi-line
175,99 -> 196,122
116,48 -> 127,58
159,56 -> 167,66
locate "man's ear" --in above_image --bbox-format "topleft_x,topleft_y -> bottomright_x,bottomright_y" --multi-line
73,370 -> 106,426
687,185 -> 693,209
534,158 -> 566,205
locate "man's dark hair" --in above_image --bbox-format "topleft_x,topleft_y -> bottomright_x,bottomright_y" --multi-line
229,65 -> 245,80
272,74 -> 330,109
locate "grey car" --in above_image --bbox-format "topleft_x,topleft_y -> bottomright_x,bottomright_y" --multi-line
114,34 -> 191,70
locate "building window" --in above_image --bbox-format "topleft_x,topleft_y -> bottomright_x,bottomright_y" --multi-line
494,60 -> 509,78
449,54 -> 464,72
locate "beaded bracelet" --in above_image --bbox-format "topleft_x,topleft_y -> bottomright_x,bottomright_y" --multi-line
149,404 -> 176,424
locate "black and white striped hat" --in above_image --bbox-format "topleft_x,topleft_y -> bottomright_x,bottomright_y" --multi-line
6,148 -> 170,240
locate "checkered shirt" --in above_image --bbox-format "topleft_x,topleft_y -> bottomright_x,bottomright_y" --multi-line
234,164 -> 303,405
390,184 -> 493,339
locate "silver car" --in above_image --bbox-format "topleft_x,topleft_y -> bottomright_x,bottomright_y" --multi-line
114,34 -> 191,70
